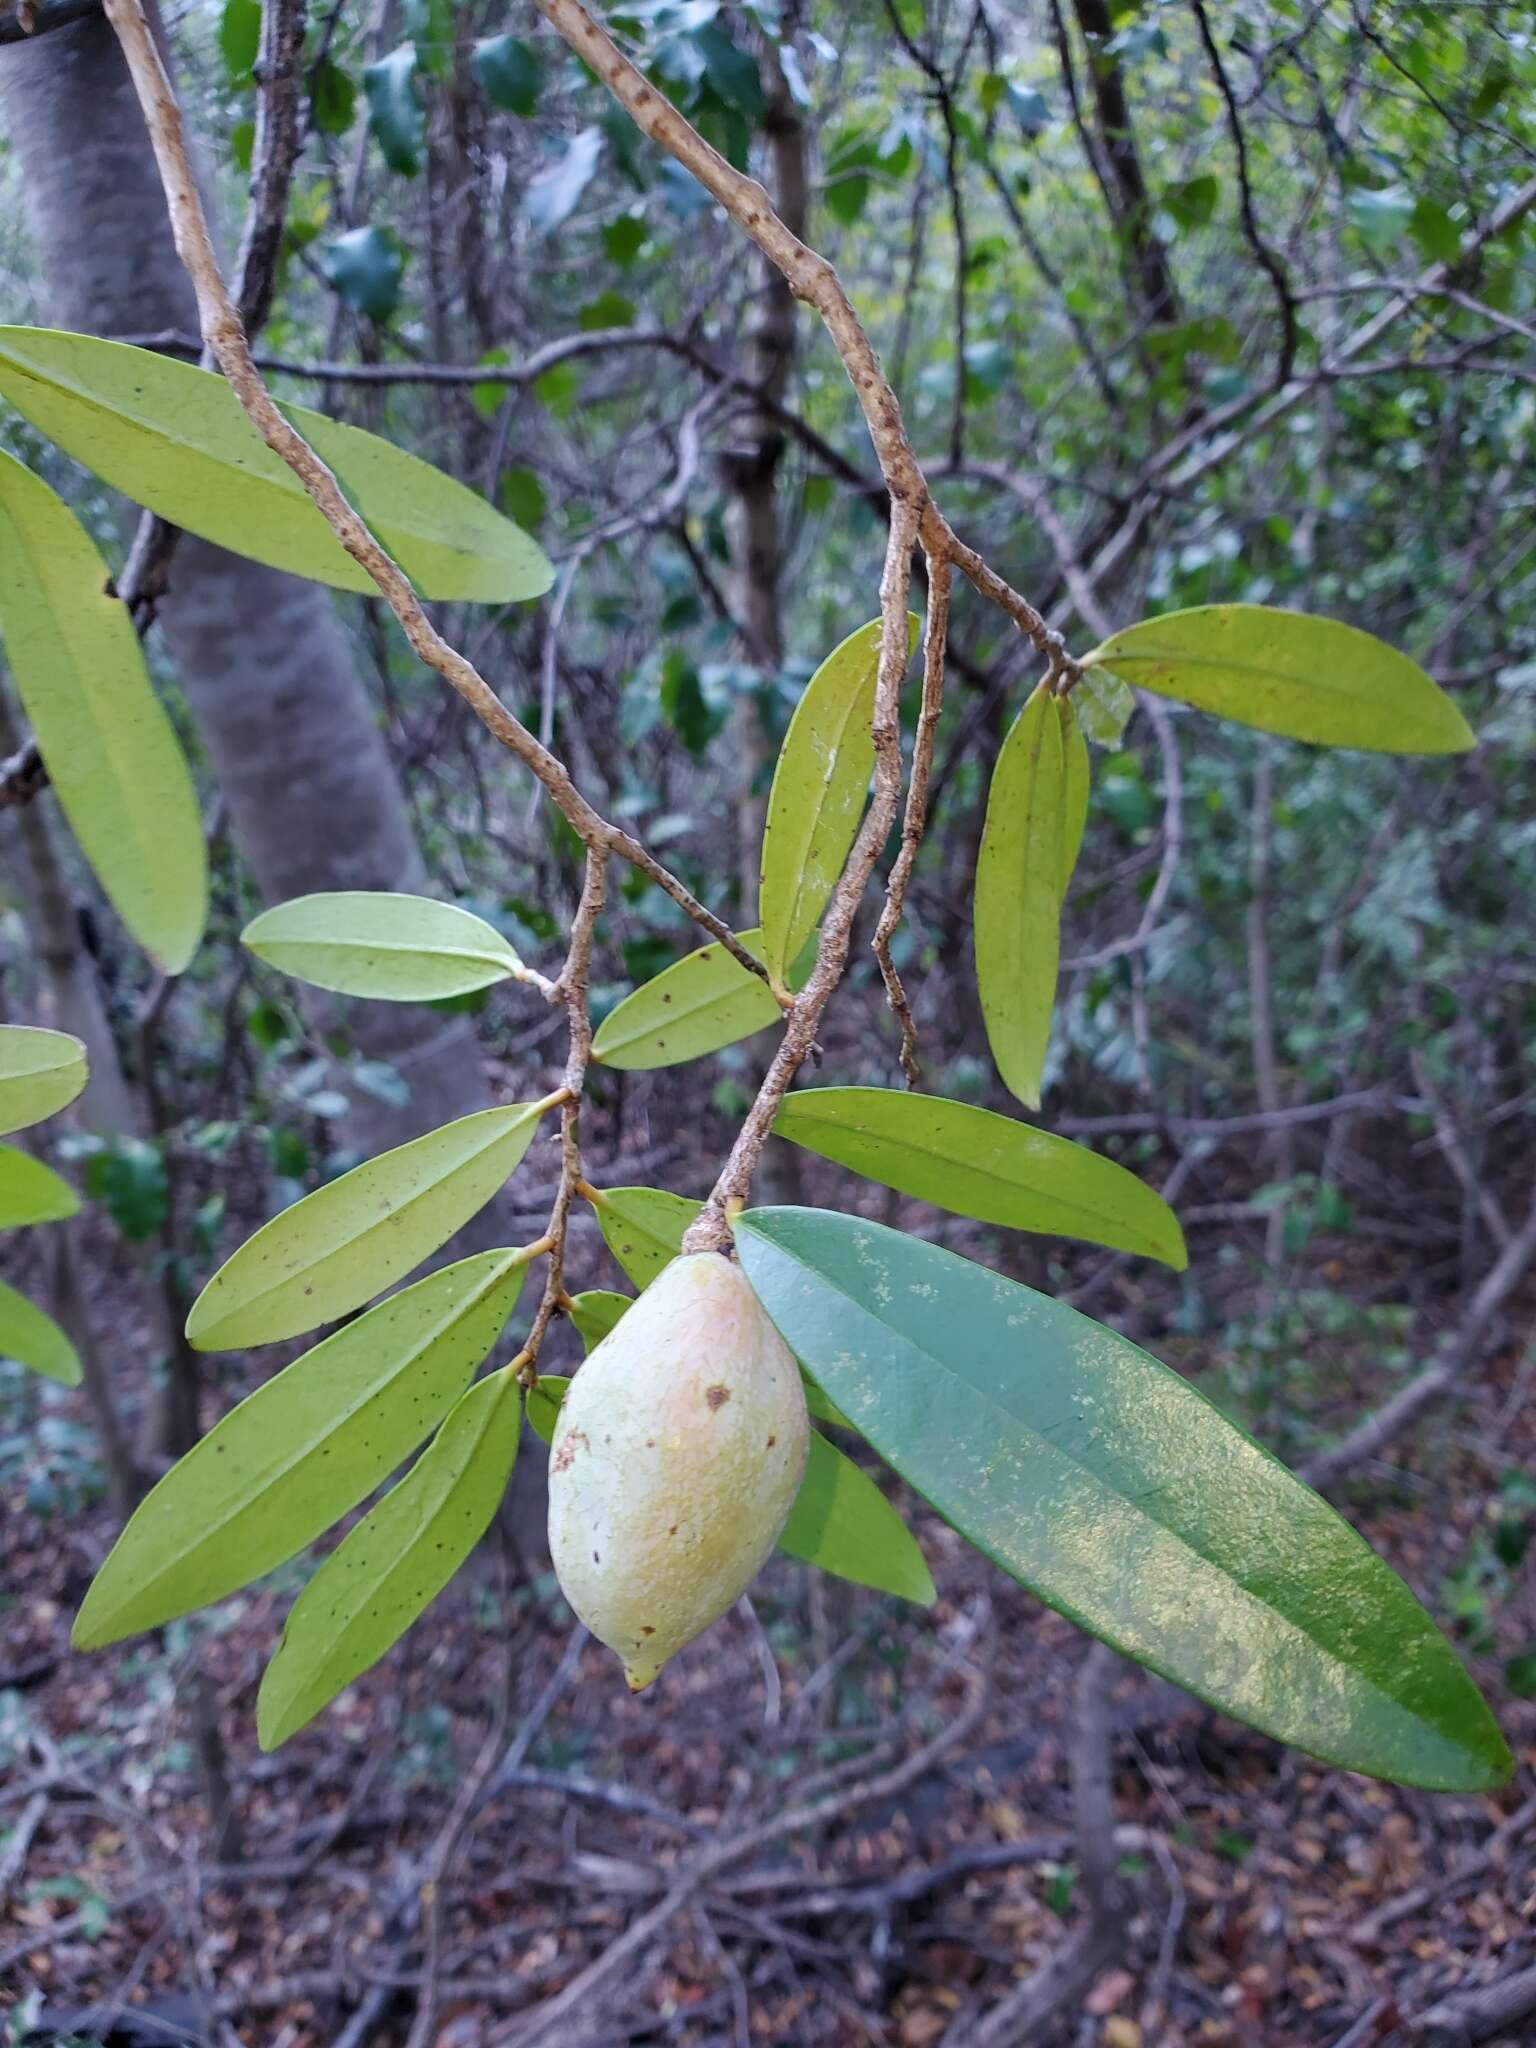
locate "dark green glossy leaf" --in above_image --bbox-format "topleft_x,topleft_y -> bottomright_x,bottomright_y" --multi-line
257,1369 -> 521,1746
1081,606 -> 1474,754
773,1087 -> 1185,1267
321,226 -> 405,322
473,32 -> 542,115
363,44 -> 422,175
74,1250 -> 528,1648
737,1208 -> 1511,1792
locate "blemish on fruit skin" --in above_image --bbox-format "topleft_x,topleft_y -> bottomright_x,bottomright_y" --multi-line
551,1428 -> 589,1475
706,1384 -> 731,1410
766,1434 -> 776,1448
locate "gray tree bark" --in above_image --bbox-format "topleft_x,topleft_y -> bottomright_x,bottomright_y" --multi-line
0,12 -> 502,1159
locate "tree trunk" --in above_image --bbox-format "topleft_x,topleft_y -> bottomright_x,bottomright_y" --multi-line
0,12 -> 504,1162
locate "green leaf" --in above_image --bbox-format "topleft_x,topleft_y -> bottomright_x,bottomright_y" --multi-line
526,127 -> 604,233
1058,696 -> 1089,893
592,926 -> 791,1071
1410,196 -> 1461,266
0,330 -> 553,605
219,0 -> 261,85
0,1144 -> 79,1226
738,1209 -> 1511,1792
186,1100 -> 549,1350
0,453 -> 207,972
0,1025 -> 87,1136
586,1184 -> 700,1289
568,1289 -> 631,1351
759,615 -> 919,989
1073,669 -> 1135,747
691,22 -> 763,118
525,1370 -> 568,1445
474,32 -> 542,115
974,683 -> 1066,1109
74,1249 -> 528,1649
1348,184 -> 1414,252
779,1432 -> 933,1603
0,1278 -> 79,1386
773,1088 -> 1185,1268
257,1369 -> 521,1747
85,1136 -> 166,1243
1081,606 -> 1474,754
310,58 -> 357,134
321,226 -> 405,323
243,891 -> 523,1003
363,44 -> 422,175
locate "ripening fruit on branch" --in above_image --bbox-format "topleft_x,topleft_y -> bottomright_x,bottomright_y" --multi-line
548,1251 -> 809,1689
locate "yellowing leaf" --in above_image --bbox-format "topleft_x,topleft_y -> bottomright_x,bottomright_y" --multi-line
74,1248 -> 529,1649
759,615 -> 919,988
586,1184 -> 700,1289
0,1143 -> 79,1227
593,927 -> 786,1071
974,685 -> 1066,1109
186,1100 -> 549,1350
779,1432 -> 934,1604
257,1369 -> 521,1747
774,1087 -> 1185,1267
243,891 -> 523,1002
1058,696 -> 1089,894
1081,604 -> 1474,754
0,1025 -> 87,1136
0,454 -> 206,972
0,329 -> 552,605
0,1278 -> 79,1386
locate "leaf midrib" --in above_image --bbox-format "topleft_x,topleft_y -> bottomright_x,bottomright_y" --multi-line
197,1107 -> 533,1339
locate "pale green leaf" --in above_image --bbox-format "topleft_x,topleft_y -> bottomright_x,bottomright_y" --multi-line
0,1143 -> 79,1227
773,1087 -> 1185,1267
243,891 -> 523,1002
74,1249 -> 528,1649
526,1372 -> 569,1446
568,1289 -> 631,1351
0,455 -> 206,972
759,615 -> 919,988
593,927 -> 788,1071
586,1184 -> 700,1289
1058,696 -> 1089,894
739,1208 -> 1510,1792
0,1278 -> 79,1386
974,684 -> 1066,1109
1081,605 -> 1474,754
257,1369 -> 521,1747
0,329 -> 552,604
187,1100 -> 549,1350
0,1025 -> 87,1136
779,1432 -> 934,1603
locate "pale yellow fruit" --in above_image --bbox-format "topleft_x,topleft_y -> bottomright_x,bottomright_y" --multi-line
548,1250 -> 809,1688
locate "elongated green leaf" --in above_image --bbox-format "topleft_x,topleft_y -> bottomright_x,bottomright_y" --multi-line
187,1100 -> 549,1350
243,891 -> 523,1002
586,1185 -> 700,1289
0,1026 -> 86,1136
780,1432 -> 933,1603
0,1144 -> 79,1226
569,1289 -> 631,1351
738,1208 -> 1510,1792
257,1369 -> 521,1747
0,456 -> 206,972
593,927 -> 788,1071
1058,697 -> 1089,894
774,1087 -> 1185,1268
1081,605 -> 1474,754
74,1249 -> 528,1650
0,330 -> 552,604
975,684 -> 1066,1109
759,615 -> 919,989
0,1278 -> 78,1386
